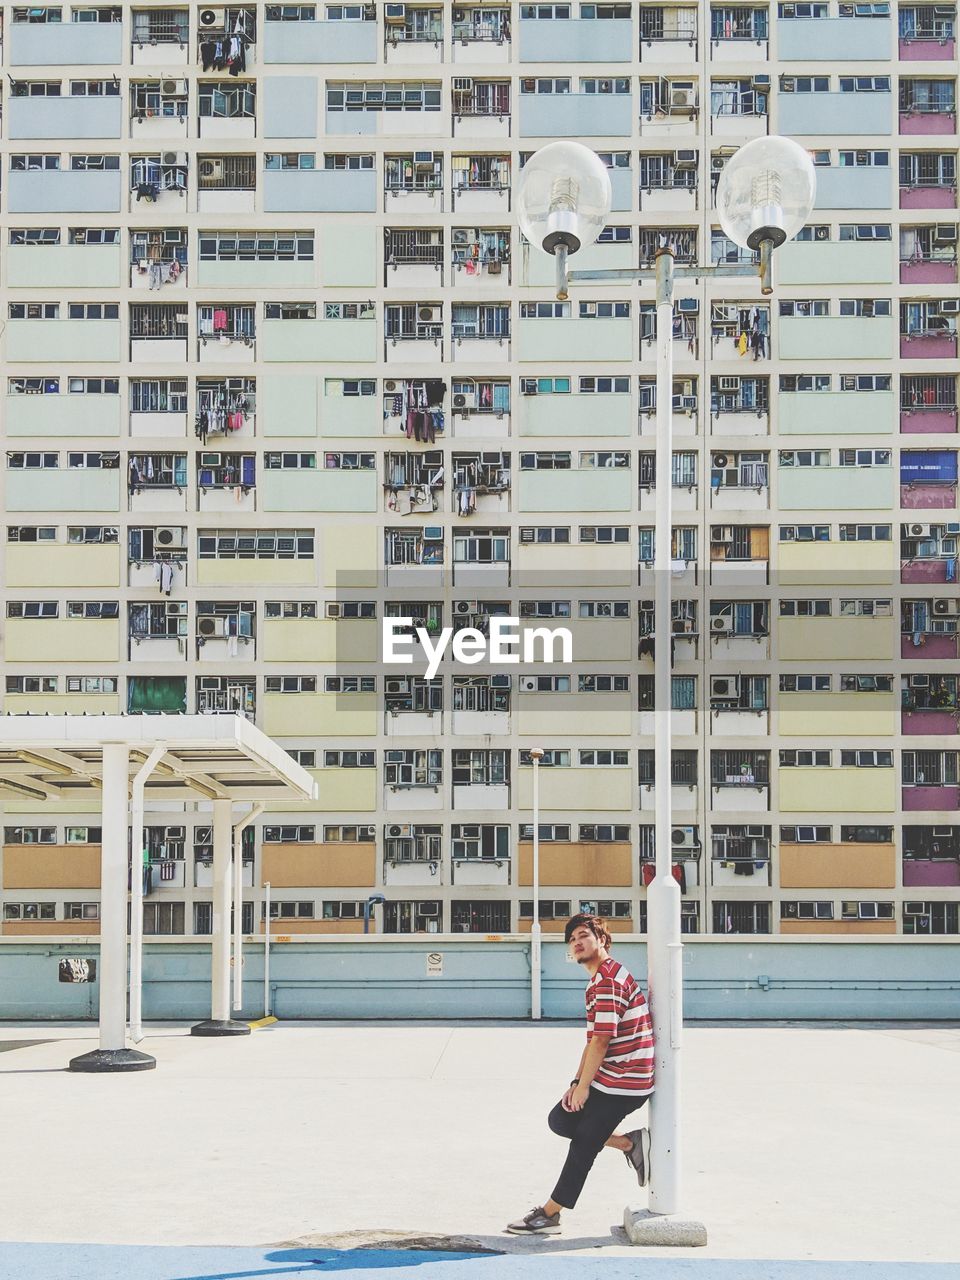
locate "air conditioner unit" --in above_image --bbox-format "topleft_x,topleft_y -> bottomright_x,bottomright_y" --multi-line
199,8 -> 226,29
161,82 -> 187,99
711,155 -> 724,172
903,903 -> 927,916
451,228 -> 472,246
419,904 -> 440,917
712,615 -> 733,633
671,825 -> 696,849
520,676 -> 538,692
910,674 -> 930,688
414,151 -> 436,169
681,901 -> 698,917
453,77 -> 474,93
713,453 -> 729,468
453,392 -> 476,410
325,602 -> 342,619
675,149 -> 697,166
815,226 -> 830,241
932,825 -> 953,837
940,299 -> 960,314
909,523 -> 933,537
670,87 -> 697,111
711,525 -> 733,541
581,302 -> 598,316
385,679 -> 408,694
198,616 -> 224,637
455,600 -> 477,615
935,224 -> 958,244
388,824 -> 413,838
677,298 -> 699,314
711,676 -> 740,699
418,306 -> 441,323
520,380 -> 538,396
519,527 -> 535,543
934,598 -> 959,615
719,376 -> 740,391
385,2 -> 406,20
161,152 -> 188,172
490,673 -> 511,688
155,526 -> 184,547
753,75 -> 771,87
422,526 -> 443,541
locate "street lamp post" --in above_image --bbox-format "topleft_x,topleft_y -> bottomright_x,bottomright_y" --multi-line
517,137 -> 815,1244
529,746 -> 544,1020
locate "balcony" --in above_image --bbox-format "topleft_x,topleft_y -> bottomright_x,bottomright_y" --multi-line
899,320 -> 958,361
779,91 -> 892,137
899,86 -> 957,134
901,449 -> 958,508
7,96 -> 123,141
128,454 -> 187,515
519,92 -> 632,139
5,319 -> 121,365
9,21 -> 123,65
385,306 -> 445,364
128,602 -> 188,663
709,8 -> 769,63
779,466 -> 893,511
900,526 -> 960,584
516,317 -> 633,363
262,318 -> 377,363
900,377 -> 957,434
384,230 -> 444,289
264,19 -> 377,64
903,826 -> 960,886
903,783 -> 960,810
779,389 -> 895,437
902,676 -> 959,735
710,83 -> 767,138
132,10 -> 190,66
385,10 -> 444,64
6,169 -> 122,215
814,166 -> 892,211
900,229 -> 958,284
197,454 -> 256,514
519,17 -> 633,62
385,154 -> 443,213
452,84 -> 512,137
780,842 -> 896,890
197,154 -> 256,214
452,8 -> 512,64
778,17 -> 892,60
779,316 -> 894,361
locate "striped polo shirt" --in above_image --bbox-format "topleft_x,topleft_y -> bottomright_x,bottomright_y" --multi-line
585,956 -> 655,1096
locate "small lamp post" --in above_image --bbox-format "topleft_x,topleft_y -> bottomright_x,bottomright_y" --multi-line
518,136 -> 815,1245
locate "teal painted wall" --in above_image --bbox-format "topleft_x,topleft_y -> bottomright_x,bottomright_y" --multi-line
2,940 -> 958,1021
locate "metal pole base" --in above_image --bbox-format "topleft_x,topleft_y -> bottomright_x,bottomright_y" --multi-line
190,1019 -> 251,1037
69,1048 -> 156,1073
623,1207 -> 708,1247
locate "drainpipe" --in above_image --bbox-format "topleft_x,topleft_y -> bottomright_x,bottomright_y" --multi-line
129,743 -> 167,1044
232,802 -> 264,1013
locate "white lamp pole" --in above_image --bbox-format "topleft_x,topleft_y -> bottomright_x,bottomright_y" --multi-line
517,134 -> 816,1244
530,746 -> 544,1020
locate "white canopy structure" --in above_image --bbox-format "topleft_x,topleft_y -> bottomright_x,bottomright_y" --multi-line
0,716 -> 317,1071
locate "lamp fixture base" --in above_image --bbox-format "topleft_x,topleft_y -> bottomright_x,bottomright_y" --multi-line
69,1048 -> 157,1073
190,1019 -> 251,1037
623,1207 -> 708,1247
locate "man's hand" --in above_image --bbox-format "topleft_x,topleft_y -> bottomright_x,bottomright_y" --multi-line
566,1082 -> 590,1112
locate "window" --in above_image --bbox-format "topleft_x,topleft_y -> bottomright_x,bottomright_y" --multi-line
265,452 -> 318,470
578,674 -> 629,692
780,76 -> 830,93
67,303 -> 119,320
781,901 -> 834,920
384,749 -> 442,787
9,228 -> 61,245
264,153 -> 316,170
198,83 -> 257,119
840,76 -> 891,93
579,376 -> 629,393
838,299 -> 891,318
779,525 -> 830,542
7,526 -> 57,542
198,231 -> 314,262
519,451 -> 571,470
519,824 -> 571,841
325,378 -> 377,397
839,674 -> 893,692
9,303 -> 59,320
264,901 -> 315,920
263,825 -> 316,843
8,377 -> 61,395
66,601 -> 119,619
64,903 -> 100,921
840,224 -> 892,241
264,601 -> 318,620
519,749 -> 570,767
781,825 -> 832,843
518,601 -> 571,618
843,750 -> 894,767
71,80 -> 121,97
839,374 -> 891,392
838,149 -> 889,167
778,300 -> 829,317
3,903 -> 57,921
519,526 -> 570,544
578,750 -> 629,766
580,526 -> 629,543
323,825 -> 375,843
839,448 -> 891,467
839,524 -> 892,541
10,155 -> 61,171
288,751 -> 317,767
520,376 -> 570,394
323,751 -> 376,767
578,301 -> 630,318
326,81 -> 442,112
324,301 -> 374,320
68,451 -> 119,469
780,750 -> 832,767
840,598 -> 892,617
519,302 -> 570,319
518,673 -> 571,691
7,602 -> 59,619
6,676 -> 58,694
779,674 -> 832,691
265,302 -> 317,320
580,78 -> 630,95
130,379 -> 187,414
578,601 -> 629,618
579,451 -> 630,469
71,154 -> 120,170
4,826 -> 57,844
520,77 -> 572,95
197,529 -> 314,560
68,377 -> 119,394
264,676 -> 318,694
451,825 -> 509,861
65,676 -> 116,693
324,676 -> 375,693
68,526 -> 118,544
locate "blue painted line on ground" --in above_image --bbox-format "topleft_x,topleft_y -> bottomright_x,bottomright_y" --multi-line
0,1245 -> 957,1280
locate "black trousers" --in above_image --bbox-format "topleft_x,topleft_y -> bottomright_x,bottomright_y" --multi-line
548,1087 -> 650,1209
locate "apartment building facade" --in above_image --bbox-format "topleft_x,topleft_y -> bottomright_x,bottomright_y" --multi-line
1,1 -> 959,944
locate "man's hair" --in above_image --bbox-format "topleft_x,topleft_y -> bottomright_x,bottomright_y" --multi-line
564,913 -> 612,949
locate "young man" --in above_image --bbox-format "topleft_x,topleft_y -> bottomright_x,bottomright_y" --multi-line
506,913 -> 654,1235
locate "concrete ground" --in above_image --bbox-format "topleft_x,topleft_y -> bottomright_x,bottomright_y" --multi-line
1,1020 -> 958,1278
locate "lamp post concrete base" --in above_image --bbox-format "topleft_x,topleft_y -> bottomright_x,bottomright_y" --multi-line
69,1048 -> 156,1073
190,1019 -> 251,1037
623,1207 -> 708,1247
